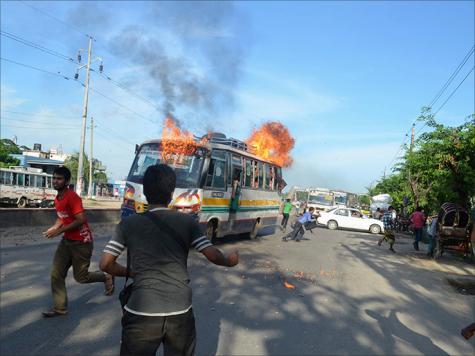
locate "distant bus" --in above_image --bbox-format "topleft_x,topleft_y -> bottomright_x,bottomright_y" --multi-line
306,187 -> 334,212
121,133 -> 286,241
0,167 -> 55,207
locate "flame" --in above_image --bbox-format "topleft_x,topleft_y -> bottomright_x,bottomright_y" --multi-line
284,281 -> 296,289
246,121 -> 295,167
161,117 -> 207,161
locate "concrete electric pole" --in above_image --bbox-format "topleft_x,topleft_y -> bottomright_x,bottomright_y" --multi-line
410,123 -> 415,153
87,116 -> 94,198
76,36 -> 92,196
75,37 -> 103,196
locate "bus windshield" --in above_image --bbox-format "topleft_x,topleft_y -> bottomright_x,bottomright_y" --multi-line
308,194 -> 333,206
127,143 -> 205,188
334,195 -> 347,205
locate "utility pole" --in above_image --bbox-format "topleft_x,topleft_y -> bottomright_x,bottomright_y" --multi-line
76,36 -> 93,196
87,116 -> 94,198
74,37 -> 103,196
410,123 -> 415,153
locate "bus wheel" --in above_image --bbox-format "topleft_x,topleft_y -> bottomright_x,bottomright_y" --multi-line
206,220 -> 217,244
17,197 -> 27,208
249,219 -> 261,239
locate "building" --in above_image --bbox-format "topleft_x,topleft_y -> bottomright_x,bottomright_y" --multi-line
9,154 -> 65,174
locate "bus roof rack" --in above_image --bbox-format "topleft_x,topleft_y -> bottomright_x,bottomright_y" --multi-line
197,133 -> 256,154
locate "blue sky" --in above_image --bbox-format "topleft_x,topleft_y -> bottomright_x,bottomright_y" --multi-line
1,1 -> 474,192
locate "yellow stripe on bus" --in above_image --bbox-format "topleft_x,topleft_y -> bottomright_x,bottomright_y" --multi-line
202,198 -> 280,207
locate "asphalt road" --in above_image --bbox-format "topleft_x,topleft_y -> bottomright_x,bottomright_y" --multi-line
1,224 -> 474,355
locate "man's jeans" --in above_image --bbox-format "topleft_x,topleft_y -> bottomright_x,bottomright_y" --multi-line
413,228 -> 423,249
281,213 -> 290,229
120,309 -> 196,356
427,234 -> 435,256
50,239 -> 106,311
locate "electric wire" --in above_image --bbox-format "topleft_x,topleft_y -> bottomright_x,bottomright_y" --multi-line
0,30 -> 77,63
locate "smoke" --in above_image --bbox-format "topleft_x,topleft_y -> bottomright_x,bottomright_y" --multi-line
68,2 -> 247,123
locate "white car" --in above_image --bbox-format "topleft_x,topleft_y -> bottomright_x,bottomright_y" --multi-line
317,208 -> 384,234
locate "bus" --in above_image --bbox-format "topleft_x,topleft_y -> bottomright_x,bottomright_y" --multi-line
121,133 -> 285,241
306,187 -> 334,212
0,167 -> 56,207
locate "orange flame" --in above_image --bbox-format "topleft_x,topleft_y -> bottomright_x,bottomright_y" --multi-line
284,281 -> 296,289
161,117 -> 207,161
246,121 -> 295,167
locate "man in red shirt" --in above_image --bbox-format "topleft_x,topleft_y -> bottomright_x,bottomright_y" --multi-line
410,206 -> 426,251
42,166 -> 114,317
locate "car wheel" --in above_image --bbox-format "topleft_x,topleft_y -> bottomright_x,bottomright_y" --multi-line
327,220 -> 338,230
370,224 -> 381,234
17,197 -> 27,208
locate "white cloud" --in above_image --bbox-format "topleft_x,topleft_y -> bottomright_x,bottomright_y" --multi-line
1,85 -> 26,110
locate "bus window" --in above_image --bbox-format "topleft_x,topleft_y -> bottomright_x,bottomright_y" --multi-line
47,177 -> 52,188
35,176 -> 43,188
0,171 -> 10,184
250,161 -> 257,188
205,152 -> 226,189
258,162 -> 263,189
270,166 -> 276,190
264,164 -> 271,190
25,174 -> 30,187
17,173 -> 24,186
244,159 -> 252,187
232,155 -> 243,183
42,176 -> 47,188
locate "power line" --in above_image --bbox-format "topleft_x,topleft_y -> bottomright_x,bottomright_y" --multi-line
1,57 -> 71,79
1,117 -> 79,127
0,30 -> 77,63
385,45 -> 475,171
19,1 -> 89,38
2,124 -> 78,130
92,69 -> 162,112
88,86 -> 157,124
0,110 -> 77,120
428,45 -> 474,108
1,57 -> 156,125
415,65 -> 475,136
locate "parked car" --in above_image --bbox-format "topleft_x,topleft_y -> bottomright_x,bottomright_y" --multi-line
317,208 -> 384,234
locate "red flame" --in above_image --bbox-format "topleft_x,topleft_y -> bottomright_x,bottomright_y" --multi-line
246,121 -> 295,167
161,117 -> 207,160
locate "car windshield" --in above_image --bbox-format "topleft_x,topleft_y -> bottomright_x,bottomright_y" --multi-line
127,143 -> 206,188
309,194 -> 333,206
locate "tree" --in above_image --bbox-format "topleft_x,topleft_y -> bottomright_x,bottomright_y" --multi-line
0,139 -> 22,168
369,110 -> 475,213
63,153 -> 108,193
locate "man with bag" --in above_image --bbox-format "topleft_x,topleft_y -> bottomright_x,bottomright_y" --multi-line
100,164 -> 239,356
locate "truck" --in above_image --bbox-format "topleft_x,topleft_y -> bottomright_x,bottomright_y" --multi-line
306,187 -> 334,212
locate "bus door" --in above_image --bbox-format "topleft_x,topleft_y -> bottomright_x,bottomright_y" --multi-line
229,154 -> 243,212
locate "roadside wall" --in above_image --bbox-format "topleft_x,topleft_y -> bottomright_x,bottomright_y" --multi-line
0,208 -> 121,228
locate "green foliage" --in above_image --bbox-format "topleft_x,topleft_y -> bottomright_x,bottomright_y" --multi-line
64,153 -> 108,189
369,111 -> 475,213
0,139 -> 22,168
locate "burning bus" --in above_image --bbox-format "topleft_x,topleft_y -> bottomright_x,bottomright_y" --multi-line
121,118 -> 290,242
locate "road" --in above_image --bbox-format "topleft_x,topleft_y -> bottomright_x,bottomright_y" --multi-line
1,224 -> 474,355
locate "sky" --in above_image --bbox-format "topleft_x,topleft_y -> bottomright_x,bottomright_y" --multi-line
1,1 -> 474,193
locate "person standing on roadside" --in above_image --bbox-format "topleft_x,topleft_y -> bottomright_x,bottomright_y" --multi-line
42,166 -> 114,317
426,215 -> 438,257
100,164 -> 239,356
373,207 -> 382,220
378,206 -> 396,252
281,199 -> 293,231
410,206 -> 426,251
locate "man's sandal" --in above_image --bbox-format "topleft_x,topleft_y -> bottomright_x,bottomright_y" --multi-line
42,309 -> 68,318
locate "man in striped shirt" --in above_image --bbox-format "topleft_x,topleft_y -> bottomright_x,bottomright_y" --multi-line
100,164 -> 239,356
